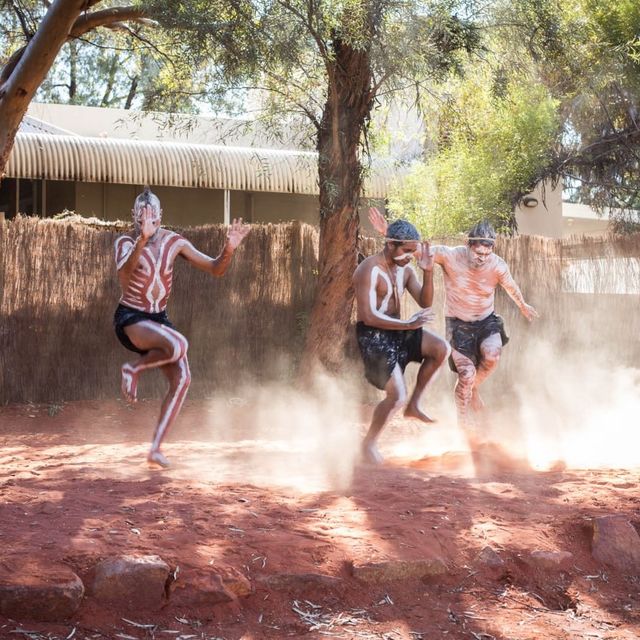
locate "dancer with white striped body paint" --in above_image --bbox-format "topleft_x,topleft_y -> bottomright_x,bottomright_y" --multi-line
353,218 -> 450,465
114,186 -> 249,468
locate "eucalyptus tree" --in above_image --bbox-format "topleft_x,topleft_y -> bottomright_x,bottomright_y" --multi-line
485,0 -> 640,228
148,0 -> 480,370
0,0 -> 152,174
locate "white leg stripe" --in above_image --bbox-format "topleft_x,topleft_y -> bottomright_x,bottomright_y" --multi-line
152,357 -> 189,450
131,322 -> 186,372
392,364 -> 407,403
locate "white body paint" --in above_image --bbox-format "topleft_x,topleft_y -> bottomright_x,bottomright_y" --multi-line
115,231 -> 188,313
368,265 -> 406,319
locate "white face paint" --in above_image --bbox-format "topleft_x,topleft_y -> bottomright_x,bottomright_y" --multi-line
133,204 -> 162,226
468,243 -> 494,269
133,189 -> 162,228
390,241 -> 419,266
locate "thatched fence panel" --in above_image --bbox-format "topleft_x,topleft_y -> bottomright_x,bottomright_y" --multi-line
0,218 -> 318,404
1,218 -> 638,406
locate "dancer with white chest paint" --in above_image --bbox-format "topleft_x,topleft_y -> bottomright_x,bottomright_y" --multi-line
369,209 -> 538,454
353,219 -> 450,465
114,186 -> 249,467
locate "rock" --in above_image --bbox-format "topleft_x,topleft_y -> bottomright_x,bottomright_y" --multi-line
527,550 -> 573,571
0,558 -> 84,622
173,567 -> 252,606
91,555 -> 170,608
474,546 -> 507,579
258,573 -> 342,591
351,558 -> 447,584
592,516 -> 640,574
214,567 -> 252,599
476,546 -> 505,568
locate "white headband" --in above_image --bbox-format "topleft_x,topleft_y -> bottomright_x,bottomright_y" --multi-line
467,237 -> 495,243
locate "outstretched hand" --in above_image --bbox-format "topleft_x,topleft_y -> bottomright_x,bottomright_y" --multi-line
406,308 -> 435,329
368,207 -> 388,236
521,303 -> 539,322
226,218 -> 250,249
416,241 -> 434,271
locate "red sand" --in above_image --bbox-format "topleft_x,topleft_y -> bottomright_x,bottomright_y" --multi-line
1,398 -> 640,639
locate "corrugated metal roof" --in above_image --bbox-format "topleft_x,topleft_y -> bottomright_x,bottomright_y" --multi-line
18,115 -> 78,136
6,132 -> 393,197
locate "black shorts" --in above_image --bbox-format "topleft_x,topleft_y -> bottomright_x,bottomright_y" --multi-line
113,304 -> 177,355
445,313 -> 509,372
356,322 -> 423,390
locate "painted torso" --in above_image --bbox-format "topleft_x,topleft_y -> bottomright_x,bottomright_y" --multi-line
356,256 -> 410,322
434,245 -> 509,322
115,230 -> 188,313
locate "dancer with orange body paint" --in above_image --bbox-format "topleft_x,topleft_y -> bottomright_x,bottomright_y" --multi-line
114,186 -> 249,467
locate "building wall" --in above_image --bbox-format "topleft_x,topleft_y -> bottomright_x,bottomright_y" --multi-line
514,181 -> 564,238
561,203 -> 610,237
73,183 -> 322,225
3,174 -> 381,228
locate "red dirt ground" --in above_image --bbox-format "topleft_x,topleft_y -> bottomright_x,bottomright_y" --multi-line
1,398 -> 640,640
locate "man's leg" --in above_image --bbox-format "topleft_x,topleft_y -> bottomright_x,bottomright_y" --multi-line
451,349 -> 478,440
362,364 -> 407,465
471,333 -> 502,411
405,331 -> 450,423
148,356 -> 192,467
121,321 -> 188,403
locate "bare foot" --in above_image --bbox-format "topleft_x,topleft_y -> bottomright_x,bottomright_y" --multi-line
121,364 -> 138,404
470,388 -> 485,412
147,450 -> 170,468
404,404 -> 435,424
361,442 -> 384,465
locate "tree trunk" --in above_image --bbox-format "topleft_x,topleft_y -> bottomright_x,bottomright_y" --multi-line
69,40 -> 78,103
302,37 -> 375,373
0,0 -> 89,176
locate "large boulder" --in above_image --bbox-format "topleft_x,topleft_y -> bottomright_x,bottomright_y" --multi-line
0,557 -> 84,622
526,550 -> 574,572
90,555 -> 170,608
258,572 -> 342,591
592,516 -> 640,575
171,566 -> 252,606
351,558 -> 447,584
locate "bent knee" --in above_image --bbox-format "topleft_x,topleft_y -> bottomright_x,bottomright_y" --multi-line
481,347 -> 501,366
435,339 -> 451,363
170,359 -> 191,391
170,336 -> 189,361
457,366 -> 476,385
386,387 -> 407,411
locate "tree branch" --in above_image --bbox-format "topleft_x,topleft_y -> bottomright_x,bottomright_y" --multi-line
70,6 -> 146,39
0,5 -> 147,87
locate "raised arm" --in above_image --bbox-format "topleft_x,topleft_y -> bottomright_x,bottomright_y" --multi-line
405,241 -> 434,308
179,218 -> 250,276
497,260 -> 538,322
368,206 -> 389,236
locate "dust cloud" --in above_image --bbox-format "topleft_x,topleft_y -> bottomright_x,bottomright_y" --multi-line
175,372 -> 362,492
